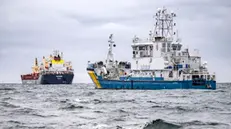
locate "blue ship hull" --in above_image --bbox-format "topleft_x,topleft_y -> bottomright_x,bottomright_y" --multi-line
40,73 -> 74,84
87,70 -> 216,90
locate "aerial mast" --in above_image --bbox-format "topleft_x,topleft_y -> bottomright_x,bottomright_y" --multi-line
106,34 -> 116,68
152,7 -> 177,42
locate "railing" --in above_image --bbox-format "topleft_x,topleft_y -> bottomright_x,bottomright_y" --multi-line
41,70 -> 74,75
132,37 -> 174,43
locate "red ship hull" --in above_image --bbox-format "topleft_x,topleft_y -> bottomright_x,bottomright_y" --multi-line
21,73 -> 40,80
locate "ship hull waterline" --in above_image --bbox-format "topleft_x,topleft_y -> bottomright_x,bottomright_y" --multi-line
88,70 -> 216,90
21,74 -> 74,85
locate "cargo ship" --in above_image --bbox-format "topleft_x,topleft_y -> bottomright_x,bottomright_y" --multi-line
21,50 -> 74,84
86,7 -> 216,90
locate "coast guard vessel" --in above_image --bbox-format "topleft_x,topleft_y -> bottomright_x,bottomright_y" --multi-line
87,7 -> 216,90
21,50 -> 74,84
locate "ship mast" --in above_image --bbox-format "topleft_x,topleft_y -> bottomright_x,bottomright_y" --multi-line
35,58 -> 38,66
152,7 -> 177,42
32,58 -> 39,73
152,7 -> 182,65
106,34 -> 116,68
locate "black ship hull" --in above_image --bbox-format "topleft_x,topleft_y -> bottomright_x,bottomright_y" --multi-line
40,73 -> 74,84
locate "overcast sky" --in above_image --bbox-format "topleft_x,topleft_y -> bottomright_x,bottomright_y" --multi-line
0,0 -> 230,83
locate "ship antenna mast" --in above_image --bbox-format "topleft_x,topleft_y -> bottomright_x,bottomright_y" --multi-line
106,34 -> 116,65
152,7 -> 177,41
35,58 -> 38,66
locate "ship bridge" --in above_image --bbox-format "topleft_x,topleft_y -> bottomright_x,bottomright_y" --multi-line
131,7 -> 179,70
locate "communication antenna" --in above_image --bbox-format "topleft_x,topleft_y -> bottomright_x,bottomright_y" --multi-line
106,34 -> 116,64
152,7 -> 177,41
35,58 -> 38,66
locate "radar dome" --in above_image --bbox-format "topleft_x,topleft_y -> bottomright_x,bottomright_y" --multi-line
157,8 -> 161,12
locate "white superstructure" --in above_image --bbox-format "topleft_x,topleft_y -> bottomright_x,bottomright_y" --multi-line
129,7 -> 215,81
131,7 -> 178,70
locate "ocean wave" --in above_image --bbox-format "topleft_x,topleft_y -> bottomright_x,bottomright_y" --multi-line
0,83 -> 230,129
92,99 -> 136,104
181,120 -> 229,126
59,103 -> 90,110
0,101 -> 20,108
80,91 -> 96,96
0,88 -> 16,91
143,119 -> 182,129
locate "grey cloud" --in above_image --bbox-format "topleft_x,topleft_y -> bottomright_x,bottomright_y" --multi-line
62,13 -> 134,26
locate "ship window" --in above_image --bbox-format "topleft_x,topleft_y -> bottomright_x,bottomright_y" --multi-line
133,51 -> 135,54
167,43 -> 170,47
169,71 -> 173,78
178,53 -> 181,56
212,75 -> 215,80
162,43 -> 166,47
137,45 -> 153,58
207,75 -> 210,80
192,75 -> 199,79
140,52 -> 143,57
200,75 -> 204,79
139,46 -> 145,50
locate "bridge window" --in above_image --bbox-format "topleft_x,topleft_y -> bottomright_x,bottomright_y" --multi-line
136,45 -> 153,58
